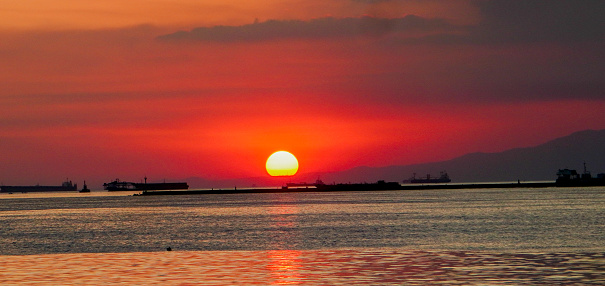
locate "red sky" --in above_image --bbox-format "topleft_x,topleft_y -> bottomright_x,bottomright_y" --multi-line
1,0 -> 604,187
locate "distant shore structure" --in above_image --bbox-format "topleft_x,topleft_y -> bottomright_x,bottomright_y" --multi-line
556,162 -> 605,187
403,171 -> 451,184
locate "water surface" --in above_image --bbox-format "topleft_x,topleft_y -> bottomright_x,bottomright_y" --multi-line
1,187 -> 604,284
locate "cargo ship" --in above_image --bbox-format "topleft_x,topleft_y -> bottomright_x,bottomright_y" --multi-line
103,177 -> 189,191
403,171 -> 451,184
0,180 -> 77,193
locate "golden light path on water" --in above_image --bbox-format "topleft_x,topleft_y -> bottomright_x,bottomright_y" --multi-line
1,250 -> 604,285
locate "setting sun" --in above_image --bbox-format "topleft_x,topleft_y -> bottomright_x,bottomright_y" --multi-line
266,151 -> 299,176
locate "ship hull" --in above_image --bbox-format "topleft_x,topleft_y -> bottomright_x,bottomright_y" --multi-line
1,185 -> 77,193
105,187 -> 135,191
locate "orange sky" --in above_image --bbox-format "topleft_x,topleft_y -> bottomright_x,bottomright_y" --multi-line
1,0 -> 604,187
1,0 -> 479,30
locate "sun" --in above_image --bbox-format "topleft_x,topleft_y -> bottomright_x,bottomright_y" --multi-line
266,151 -> 299,176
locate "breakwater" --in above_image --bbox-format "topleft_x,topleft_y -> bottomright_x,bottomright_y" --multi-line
137,181 -> 557,196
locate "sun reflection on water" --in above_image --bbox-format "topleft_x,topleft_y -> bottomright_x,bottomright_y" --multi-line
264,193 -> 303,284
267,250 -> 303,285
1,249 -> 604,284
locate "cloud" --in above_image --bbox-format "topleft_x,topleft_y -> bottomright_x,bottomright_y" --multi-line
158,15 -> 456,42
387,0 -> 605,45
159,0 -> 605,45
473,0 -> 605,43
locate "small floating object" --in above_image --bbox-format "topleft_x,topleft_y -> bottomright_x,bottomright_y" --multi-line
167,247 -> 172,251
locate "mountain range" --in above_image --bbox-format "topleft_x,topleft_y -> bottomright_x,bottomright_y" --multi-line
187,129 -> 605,188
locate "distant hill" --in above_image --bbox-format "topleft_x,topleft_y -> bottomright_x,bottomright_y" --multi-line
187,129 -> 605,188
322,129 -> 605,184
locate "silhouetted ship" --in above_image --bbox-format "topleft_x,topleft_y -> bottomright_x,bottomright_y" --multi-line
0,180 -> 77,193
103,178 -> 189,191
403,172 -> 451,184
556,163 -> 605,187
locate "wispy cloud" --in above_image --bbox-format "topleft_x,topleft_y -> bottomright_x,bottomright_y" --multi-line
158,15 -> 456,42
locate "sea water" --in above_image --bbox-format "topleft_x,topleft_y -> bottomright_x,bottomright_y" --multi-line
0,187 -> 604,284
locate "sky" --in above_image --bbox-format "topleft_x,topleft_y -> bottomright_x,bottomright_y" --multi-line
1,0 -> 604,187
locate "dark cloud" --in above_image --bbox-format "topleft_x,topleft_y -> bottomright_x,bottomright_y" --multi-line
158,15 -> 455,42
391,0 -> 605,45
373,0 -> 605,50
473,0 -> 605,43
160,1 -> 605,45
154,1 -> 605,103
